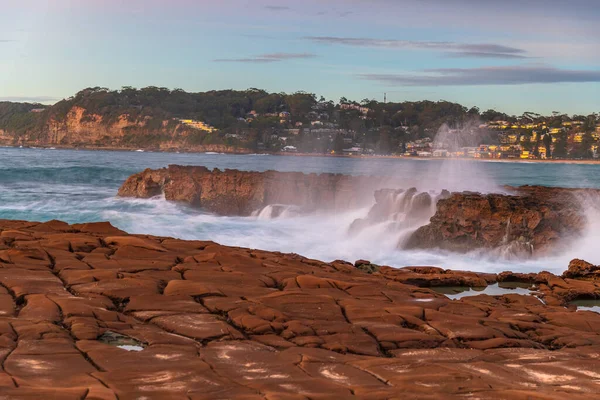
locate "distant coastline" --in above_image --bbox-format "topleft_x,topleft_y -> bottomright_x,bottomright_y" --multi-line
4,143 -> 600,165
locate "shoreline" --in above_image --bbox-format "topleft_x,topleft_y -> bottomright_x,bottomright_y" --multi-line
3,143 -> 600,165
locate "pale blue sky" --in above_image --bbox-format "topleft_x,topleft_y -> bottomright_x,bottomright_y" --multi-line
1,0 -> 599,115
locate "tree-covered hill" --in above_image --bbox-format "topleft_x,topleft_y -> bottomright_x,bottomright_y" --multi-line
0,87 -> 596,157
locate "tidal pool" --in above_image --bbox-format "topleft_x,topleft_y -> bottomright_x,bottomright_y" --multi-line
432,282 -> 538,300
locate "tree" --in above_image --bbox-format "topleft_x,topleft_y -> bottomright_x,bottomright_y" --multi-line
531,131 -> 542,158
543,133 -> 553,158
553,132 -> 568,158
583,114 -> 598,134
571,115 -> 597,159
377,126 -> 391,155
284,92 -> 316,119
577,131 -> 595,159
468,106 -> 480,117
254,94 -> 283,114
332,134 -> 345,154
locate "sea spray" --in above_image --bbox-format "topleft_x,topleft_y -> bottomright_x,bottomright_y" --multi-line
2,147 -> 600,274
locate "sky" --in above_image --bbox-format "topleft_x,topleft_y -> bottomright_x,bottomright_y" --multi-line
1,0 -> 599,115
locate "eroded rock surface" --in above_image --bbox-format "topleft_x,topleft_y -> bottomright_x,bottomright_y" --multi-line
118,165 -> 392,215
406,186 -> 596,255
120,168 -> 600,256
1,219 -> 600,398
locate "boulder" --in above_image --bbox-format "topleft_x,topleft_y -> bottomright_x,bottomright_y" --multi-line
563,259 -> 600,279
405,186 -> 593,256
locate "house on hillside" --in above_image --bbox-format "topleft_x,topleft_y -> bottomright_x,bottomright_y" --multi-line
343,147 -> 362,156
178,119 -> 216,132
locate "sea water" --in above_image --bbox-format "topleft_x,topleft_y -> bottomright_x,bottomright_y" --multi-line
1,147 -> 600,273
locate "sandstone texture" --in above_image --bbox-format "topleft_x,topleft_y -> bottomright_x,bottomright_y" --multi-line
120,167 -> 599,256
0,219 -> 600,398
118,165 -> 390,215
406,185 -> 596,255
1,105 -> 249,153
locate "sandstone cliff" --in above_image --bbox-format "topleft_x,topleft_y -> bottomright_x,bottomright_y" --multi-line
118,165 -> 392,215
0,105 -> 250,153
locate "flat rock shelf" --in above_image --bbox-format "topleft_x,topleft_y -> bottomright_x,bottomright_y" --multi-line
0,219 -> 600,398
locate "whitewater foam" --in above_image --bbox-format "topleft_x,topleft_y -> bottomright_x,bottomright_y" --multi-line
1,147 -> 600,274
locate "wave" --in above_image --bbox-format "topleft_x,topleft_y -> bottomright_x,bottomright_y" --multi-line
1,147 -> 600,275
99,194 -> 600,274
252,204 -> 303,219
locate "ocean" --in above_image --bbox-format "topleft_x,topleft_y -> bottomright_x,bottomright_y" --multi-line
1,147 -> 599,274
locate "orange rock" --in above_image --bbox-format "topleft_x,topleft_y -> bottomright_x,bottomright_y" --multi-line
0,220 -> 599,398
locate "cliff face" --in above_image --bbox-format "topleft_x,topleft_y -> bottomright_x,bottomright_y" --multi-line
405,186 -> 594,255
118,165 -> 392,215
0,105 -> 249,153
43,106 -> 130,145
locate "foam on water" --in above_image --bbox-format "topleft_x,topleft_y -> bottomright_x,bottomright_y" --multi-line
1,147 -> 600,274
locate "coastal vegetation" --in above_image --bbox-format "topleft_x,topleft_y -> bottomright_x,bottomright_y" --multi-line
0,87 -> 598,159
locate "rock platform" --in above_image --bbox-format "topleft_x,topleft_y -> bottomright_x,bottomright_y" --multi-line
0,219 -> 600,398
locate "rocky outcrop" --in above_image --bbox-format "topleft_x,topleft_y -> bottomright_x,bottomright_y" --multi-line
1,105 -> 250,152
405,186 -> 596,256
2,219 -> 600,397
118,165 -> 393,215
563,259 -> 600,279
120,167 -> 600,256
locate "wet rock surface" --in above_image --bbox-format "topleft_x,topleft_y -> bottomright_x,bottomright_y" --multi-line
120,167 -> 600,257
118,165 -> 392,216
406,185 -> 596,255
1,219 -> 600,398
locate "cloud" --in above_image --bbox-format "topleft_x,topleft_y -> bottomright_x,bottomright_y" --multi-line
214,53 -> 317,63
0,96 -> 58,103
445,52 -> 531,59
359,65 -> 600,86
264,5 -> 290,11
305,36 -> 527,58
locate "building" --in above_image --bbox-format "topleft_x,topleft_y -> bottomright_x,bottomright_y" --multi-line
343,147 -> 362,156
340,104 -> 370,115
461,147 -> 479,158
178,119 -> 216,132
